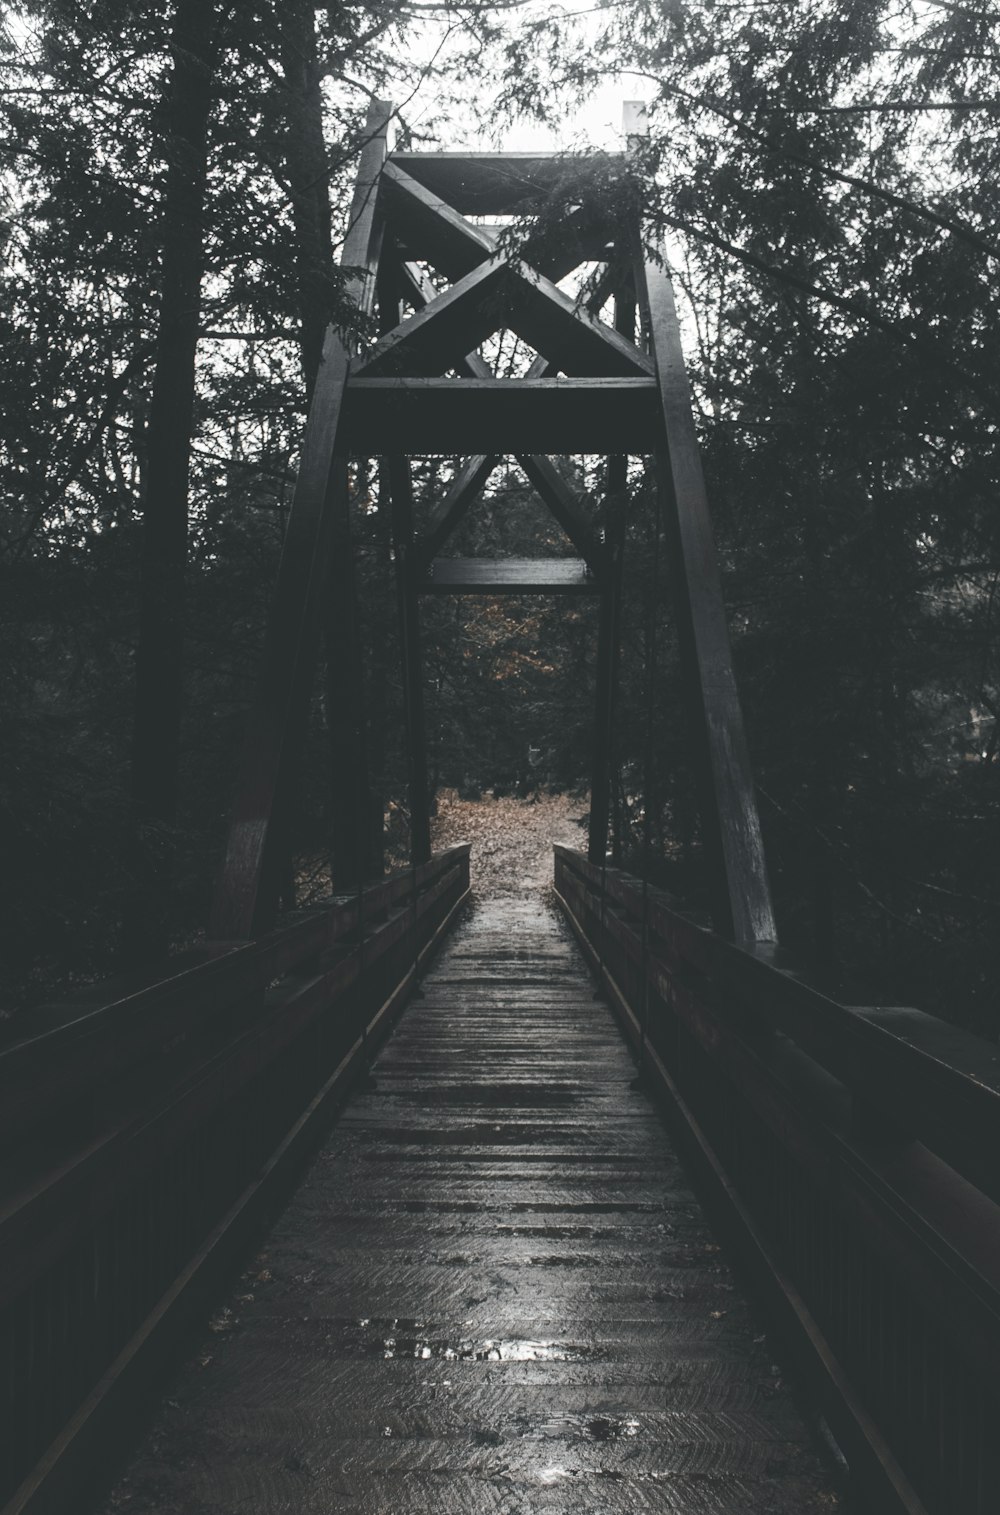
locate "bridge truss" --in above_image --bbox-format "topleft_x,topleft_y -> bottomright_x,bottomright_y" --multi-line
210,100 -> 775,948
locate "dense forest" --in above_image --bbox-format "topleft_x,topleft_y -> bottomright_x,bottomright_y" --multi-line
1,0 -> 998,1035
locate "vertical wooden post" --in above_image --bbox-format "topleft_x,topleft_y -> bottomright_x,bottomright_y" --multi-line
588,456 -> 627,864
635,248 -> 776,944
325,459 -> 374,888
388,456 -> 432,866
589,282 -> 634,864
209,101 -> 391,940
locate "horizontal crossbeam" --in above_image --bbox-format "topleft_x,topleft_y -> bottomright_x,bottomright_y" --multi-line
341,377 -> 660,453
421,557 -> 596,593
389,151 -> 626,213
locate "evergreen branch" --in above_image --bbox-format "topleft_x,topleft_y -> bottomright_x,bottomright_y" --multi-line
655,210 -> 994,406
680,89 -> 1000,263
9,344 -> 155,562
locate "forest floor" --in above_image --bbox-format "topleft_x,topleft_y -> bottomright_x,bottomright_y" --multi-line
430,787 -> 589,894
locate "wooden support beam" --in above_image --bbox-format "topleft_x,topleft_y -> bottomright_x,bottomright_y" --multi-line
384,161 -> 612,285
636,248 -> 776,945
520,205 -> 617,284
388,151 -> 626,214
422,557 -> 596,594
389,272 -> 597,569
341,377 -> 659,454
589,282 -> 636,862
398,261 -> 492,378
357,256 -> 651,381
588,456 -> 627,863
388,456 -> 432,864
354,260 -> 511,378
516,454 -> 602,572
393,271 -> 498,565
397,275 -> 589,572
324,460 -> 374,888
506,261 -> 652,378
209,101 -> 391,941
380,161 -> 497,280
397,258 -> 439,309
418,454 -> 498,563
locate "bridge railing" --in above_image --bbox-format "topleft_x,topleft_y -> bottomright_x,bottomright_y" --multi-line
554,843 -> 1000,1515
0,844 -> 470,1515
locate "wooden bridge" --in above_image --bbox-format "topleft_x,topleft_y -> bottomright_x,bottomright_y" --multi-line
3,105 -> 999,1515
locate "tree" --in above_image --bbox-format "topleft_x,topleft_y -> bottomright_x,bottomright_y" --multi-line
126,0 -> 223,965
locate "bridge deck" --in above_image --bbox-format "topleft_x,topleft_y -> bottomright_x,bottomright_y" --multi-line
101,897 -> 837,1514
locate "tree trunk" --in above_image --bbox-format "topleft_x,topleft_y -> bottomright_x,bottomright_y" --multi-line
125,0 -> 219,966
280,0 -> 335,396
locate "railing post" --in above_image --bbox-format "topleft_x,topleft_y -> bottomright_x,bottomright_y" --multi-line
588,280 -> 634,865
388,455 -> 432,867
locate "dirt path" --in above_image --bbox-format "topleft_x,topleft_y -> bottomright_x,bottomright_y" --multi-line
430,788 -> 589,894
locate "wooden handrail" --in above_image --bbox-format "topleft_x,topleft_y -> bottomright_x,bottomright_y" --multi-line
554,846 -> 1000,1191
0,847 -> 469,1142
554,843 -> 1000,1515
0,845 -> 470,1515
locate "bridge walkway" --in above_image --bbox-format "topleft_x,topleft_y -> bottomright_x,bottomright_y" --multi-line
99,896 -> 838,1514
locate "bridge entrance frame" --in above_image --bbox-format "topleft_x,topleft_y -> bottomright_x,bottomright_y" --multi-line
209,101 -> 776,948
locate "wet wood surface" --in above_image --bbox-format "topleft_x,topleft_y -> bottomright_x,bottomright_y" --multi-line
99,896 -> 838,1513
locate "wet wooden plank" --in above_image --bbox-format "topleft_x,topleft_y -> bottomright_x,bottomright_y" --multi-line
99,898 -> 837,1515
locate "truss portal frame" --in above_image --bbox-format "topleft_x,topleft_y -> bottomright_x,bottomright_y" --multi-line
210,102 -> 776,947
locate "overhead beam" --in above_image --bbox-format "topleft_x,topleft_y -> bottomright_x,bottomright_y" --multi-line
398,277 -> 598,569
636,247 -> 776,945
400,283 -> 600,571
210,101 -> 392,941
422,557 -> 596,594
388,151 -> 626,214
384,161 -> 613,286
342,377 -> 660,454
